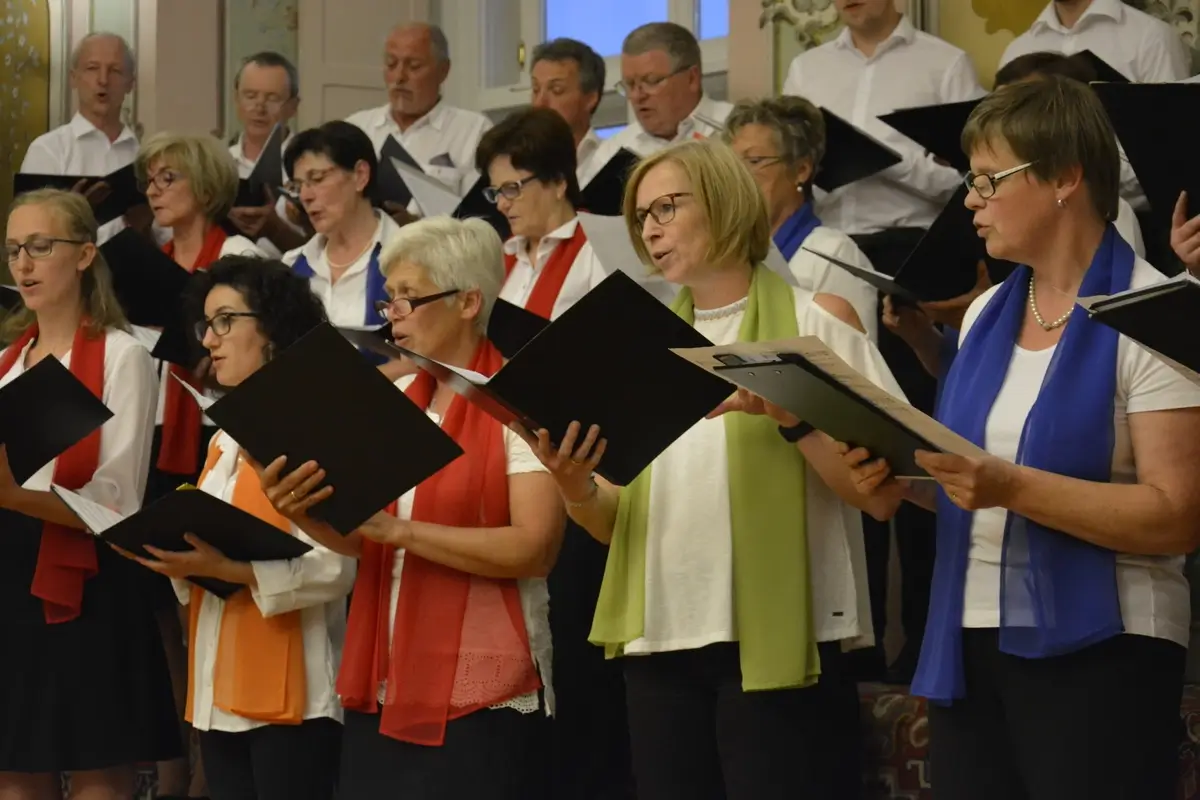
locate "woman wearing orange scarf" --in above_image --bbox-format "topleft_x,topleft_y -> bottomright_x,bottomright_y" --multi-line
0,189 -> 180,798
258,216 -> 564,799
127,255 -> 354,800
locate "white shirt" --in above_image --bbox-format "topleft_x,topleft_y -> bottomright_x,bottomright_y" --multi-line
19,112 -> 140,245
625,289 -> 907,655
582,95 -> 734,187
959,257 -> 1200,648
172,430 -> 356,732
229,132 -> 295,181
228,133 -> 302,259
499,217 -> 608,320
383,375 -> 552,715
1115,197 -> 1144,258
783,16 -> 986,235
999,0 -> 1190,83
281,210 -> 402,328
786,225 -> 879,341
7,328 -> 155,516
576,128 -> 602,187
345,99 -> 493,195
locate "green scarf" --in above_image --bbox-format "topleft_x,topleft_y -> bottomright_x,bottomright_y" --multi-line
589,265 -> 821,690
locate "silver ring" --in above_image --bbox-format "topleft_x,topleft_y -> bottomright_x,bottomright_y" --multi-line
289,490 -> 298,501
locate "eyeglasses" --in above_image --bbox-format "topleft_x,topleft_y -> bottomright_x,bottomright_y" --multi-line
634,192 -> 693,230
964,162 -> 1035,199
615,65 -> 690,98
374,289 -> 460,320
5,237 -> 88,262
194,311 -> 260,341
483,175 -> 538,204
137,169 -> 182,193
237,91 -> 288,111
284,167 -> 340,195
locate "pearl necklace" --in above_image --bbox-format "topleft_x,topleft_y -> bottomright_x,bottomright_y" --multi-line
1028,277 -> 1072,331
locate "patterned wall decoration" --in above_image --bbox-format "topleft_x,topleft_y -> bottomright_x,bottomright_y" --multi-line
1,0 -> 51,223
1127,0 -> 1200,70
967,0 -> 1045,34
222,0 -> 298,142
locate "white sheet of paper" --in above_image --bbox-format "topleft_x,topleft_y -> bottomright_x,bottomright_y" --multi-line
764,243 -> 798,287
50,485 -> 124,534
171,373 -> 215,411
392,158 -> 462,217
576,212 -> 679,304
129,325 -> 163,352
438,360 -> 490,386
671,335 -> 989,461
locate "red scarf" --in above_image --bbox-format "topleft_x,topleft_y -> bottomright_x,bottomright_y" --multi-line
0,323 -> 106,623
338,339 -> 541,745
157,225 -> 227,475
502,222 -> 588,320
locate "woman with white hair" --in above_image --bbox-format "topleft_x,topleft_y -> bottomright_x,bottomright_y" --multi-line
255,216 -> 563,798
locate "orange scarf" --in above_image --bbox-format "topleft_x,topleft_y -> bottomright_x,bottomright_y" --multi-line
502,222 -> 588,320
157,224 -> 227,476
0,323 -> 105,623
184,438 -> 307,725
338,339 -> 541,745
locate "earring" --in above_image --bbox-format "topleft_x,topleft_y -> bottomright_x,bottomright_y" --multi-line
1056,198 -> 1066,208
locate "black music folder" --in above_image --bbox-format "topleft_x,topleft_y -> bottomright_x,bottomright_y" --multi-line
341,270 -> 731,486
14,163 -> 144,226
816,109 -> 903,192
580,147 -> 639,216
801,246 -> 922,304
203,322 -> 463,532
488,299 -> 549,359
455,174 -> 512,239
1080,275 -> 1200,379
233,124 -> 287,208
52,484 -> 313,599
671,338 -> 987,478
0,285 -> 22,312
0,356 -> 113,484
1073,49 -> 1130,84
376,135 -> 422,207
878,99 -> 980,174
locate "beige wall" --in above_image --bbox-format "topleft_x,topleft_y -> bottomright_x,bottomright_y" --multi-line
135,0 -> 223,137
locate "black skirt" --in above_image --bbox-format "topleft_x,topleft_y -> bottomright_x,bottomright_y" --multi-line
0,507 -> 183,772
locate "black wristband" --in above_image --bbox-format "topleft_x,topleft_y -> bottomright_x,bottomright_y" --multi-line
778,421 -> 816,443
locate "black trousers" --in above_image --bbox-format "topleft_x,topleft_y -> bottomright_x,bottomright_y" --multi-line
852,228 -> 937,675
929,630 -> 1185,800
197,717 -> 342,800
338,708 -> 549,800
622,642 -> 862,800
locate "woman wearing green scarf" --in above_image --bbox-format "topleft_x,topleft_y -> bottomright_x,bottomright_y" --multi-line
522,140 -> 906,800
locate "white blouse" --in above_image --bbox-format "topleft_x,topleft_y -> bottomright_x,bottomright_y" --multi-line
381,375 -> 553,716
6,328 -> 155,515
172,430 -> 356,733
626,288 -> 907,656
499,217 -> 608,321
959,257 -> 1200,648
786,226 -> 879,341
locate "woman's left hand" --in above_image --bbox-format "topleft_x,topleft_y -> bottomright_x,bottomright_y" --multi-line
707,387 -> 800,427
914,450 -> 1019,511
112,534 -> 237,580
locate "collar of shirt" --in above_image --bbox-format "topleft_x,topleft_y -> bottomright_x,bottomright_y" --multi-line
503,216 -> 580,269
367,98 -> 451,139
1033,0 -> 1123,33
300,209 -> 396,280
631,94 -> 725,149
68,111 -> 137,146
577,128 -> 601,166
834,14 -> 917,60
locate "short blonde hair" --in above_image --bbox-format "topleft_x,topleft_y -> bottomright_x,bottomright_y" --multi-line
622,139 -> 770,271
378,216 -> 504,334
3,189 -> 128,343
136,132 -> 240,221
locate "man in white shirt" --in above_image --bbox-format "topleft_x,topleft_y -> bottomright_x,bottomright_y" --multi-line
584,23 -> 733,185
999,0 -> 1190,83
20,32 -> 149,244
345,22 -> 492,199
225,51 -> 307,257
783,0 -> 984,683
530,38 -> 606,185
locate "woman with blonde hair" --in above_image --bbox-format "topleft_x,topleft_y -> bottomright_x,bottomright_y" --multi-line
0,189 -> 180,799
525,139 -> 904,799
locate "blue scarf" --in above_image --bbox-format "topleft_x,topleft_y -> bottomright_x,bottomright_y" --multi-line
773,202 -> 822,262
915,224 -> 1132,704
292,242 -> 389,365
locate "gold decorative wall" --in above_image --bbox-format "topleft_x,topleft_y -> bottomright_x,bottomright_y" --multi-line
1,0 -> 51,223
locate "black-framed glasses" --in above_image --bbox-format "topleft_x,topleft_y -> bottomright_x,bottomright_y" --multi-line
5,237 -> 89,262
375,289 -> 460,320
964,161 -> 1035,199
615,65 -> 690,98
137,169 -> 182,193
483,175 -> 538,204
634,192 -> 693,230
194,311 -> 260,341
284,167 -> 341,195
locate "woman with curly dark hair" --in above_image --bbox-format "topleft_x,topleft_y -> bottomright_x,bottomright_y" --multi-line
127,255 -> 356,800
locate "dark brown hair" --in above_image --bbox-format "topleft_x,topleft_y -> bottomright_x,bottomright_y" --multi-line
474,107 -> 583,208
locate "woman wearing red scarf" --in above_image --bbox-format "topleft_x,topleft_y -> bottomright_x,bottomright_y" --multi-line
258,216 -> 564,798
0,189 -> 180,798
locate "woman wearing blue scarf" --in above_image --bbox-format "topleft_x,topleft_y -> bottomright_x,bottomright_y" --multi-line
845,75 -> 1200,799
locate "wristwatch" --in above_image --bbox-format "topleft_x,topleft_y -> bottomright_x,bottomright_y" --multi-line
778,420 -> 816,443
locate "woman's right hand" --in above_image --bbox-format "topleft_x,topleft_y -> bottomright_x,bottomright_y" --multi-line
882,295 -> 936,344
250,453 -> 334,521
519,421 -> 607,503
833,442 -> 896,497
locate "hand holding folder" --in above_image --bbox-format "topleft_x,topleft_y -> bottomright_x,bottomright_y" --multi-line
14,163 -> 145,226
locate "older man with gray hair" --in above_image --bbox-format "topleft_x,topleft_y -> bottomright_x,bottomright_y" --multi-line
346,22 -> 492,199
583,22 -> 732,184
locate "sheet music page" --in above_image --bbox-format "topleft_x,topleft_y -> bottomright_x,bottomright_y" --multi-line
392,158 -> 461,217
577,212 -> 679,303
129,325 -> 164,352
671,336 -> 989,459
50,485 -> 125,534
764,243 -> 799,287
171,373 -> 215,411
